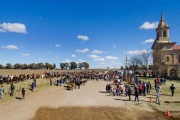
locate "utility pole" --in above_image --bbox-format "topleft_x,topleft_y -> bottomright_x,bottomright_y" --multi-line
125,54 -> 128,80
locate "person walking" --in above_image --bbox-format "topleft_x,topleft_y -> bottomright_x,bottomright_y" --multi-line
0,86 -> 4,99
10,84 -> 15,96
156,84 -> 161,105
22,88 -> 26,100
170,84 -> 176,96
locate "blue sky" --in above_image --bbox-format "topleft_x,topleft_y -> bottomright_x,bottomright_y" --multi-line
0,0 -> 180,69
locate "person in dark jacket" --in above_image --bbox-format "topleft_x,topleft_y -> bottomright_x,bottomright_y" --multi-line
134,88 -> 139,102
22,88 -> 26,100
10,84 -> 15,96
31,82 -> 35,92
128,87 -> 132,101
170,84 -> 176,96
60,78 -> 62,86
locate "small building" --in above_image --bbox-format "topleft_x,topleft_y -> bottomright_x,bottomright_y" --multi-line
151,14 -> 180,79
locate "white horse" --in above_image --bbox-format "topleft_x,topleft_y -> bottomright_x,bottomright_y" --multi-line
41,74 -> 45,79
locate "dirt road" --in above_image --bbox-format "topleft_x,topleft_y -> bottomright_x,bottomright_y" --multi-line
0,80 -> 179,120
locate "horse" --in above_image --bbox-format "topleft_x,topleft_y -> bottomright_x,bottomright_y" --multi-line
41,74 -> 46,79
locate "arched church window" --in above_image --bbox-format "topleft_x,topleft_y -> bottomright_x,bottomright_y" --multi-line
163,31 -> 167,37
166,56 -> 169,62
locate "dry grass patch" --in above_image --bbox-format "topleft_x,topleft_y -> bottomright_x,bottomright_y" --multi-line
32,107 -> 179,120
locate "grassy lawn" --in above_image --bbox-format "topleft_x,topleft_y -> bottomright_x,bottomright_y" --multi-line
0,77 -> 60,104
137,76 -> 180,112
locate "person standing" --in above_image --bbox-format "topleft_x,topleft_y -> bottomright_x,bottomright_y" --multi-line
147,81 -> 152,94
60,78 -> 62,86
156,84 -> 161,105
10,84 -> 15,96
134,88 -> 139,102
31,82 -> 35,92
50,79 -> 52,86
170,84 -> 176,96
22,88 -> 26,100
34,79 -> 36,87
0,86 -> 4,99
128,87 -> 132,101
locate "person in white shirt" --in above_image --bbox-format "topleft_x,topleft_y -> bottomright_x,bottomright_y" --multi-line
156,84 -> 161,105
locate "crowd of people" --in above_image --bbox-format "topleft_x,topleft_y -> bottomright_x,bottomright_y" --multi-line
0,71 -> 177,104
105,75 -> 176,105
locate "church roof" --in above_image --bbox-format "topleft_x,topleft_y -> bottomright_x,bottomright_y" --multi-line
157,13 -> 169,28
173,45 -> 180,50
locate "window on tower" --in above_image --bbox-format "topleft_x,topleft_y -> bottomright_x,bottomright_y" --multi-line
166,56 -> 169,62
163,31 -> 167,37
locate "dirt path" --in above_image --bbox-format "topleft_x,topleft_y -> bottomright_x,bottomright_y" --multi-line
0,80 -> 176,120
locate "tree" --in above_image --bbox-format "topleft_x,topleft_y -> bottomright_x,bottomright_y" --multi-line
36,63 -> 44,69
60,63 -> 66,70
14,63 -> 21,69
141,51 -> 151,78
78,63 -> 83,70
82,62 -> 89,70
64,63 -> 69,70
0,64 -> 4,69
120,66 -> 124,70
29,63 -> 36,69
70,62 -> 77,70
129,56 -> 142,70
21,63 -> 29,69
53,63 -> 56,69
6,63 -> 13,69
45,62 -> 53,69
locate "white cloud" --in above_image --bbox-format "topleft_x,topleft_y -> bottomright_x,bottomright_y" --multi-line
113,45 -> 117,48
140,21 -> 158,30
143,38 -> 154,44
77,35 -> 89,41
100,62 -> 105,65
75,48 -> 89,53
38,58 -> 44,61
55,44 -> 60,47
1,45 -> 19,50
111,61 -> 116,63
105,56 -> 119,60
79,59 -> 85,62
88,54 -> 100,59
0,23 -> 27,33
91,50 -> 103,54
94,58 -> 105,61
72,54 -> 76,58
47,51 -> 52,54
127,49 -> 149,55
65,59 -> 70,63
22,53 -> 30,56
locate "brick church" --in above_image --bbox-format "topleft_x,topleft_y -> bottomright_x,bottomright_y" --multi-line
151,14 -> 180,79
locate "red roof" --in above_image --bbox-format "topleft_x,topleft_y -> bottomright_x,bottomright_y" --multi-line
173,45 -> 180,50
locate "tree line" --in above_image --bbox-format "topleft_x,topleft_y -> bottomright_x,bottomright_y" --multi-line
0,62 -> 90,70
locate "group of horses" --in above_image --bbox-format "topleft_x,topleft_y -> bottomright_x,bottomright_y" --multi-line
0,72 -> 62,84
0,70 -> 133,85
